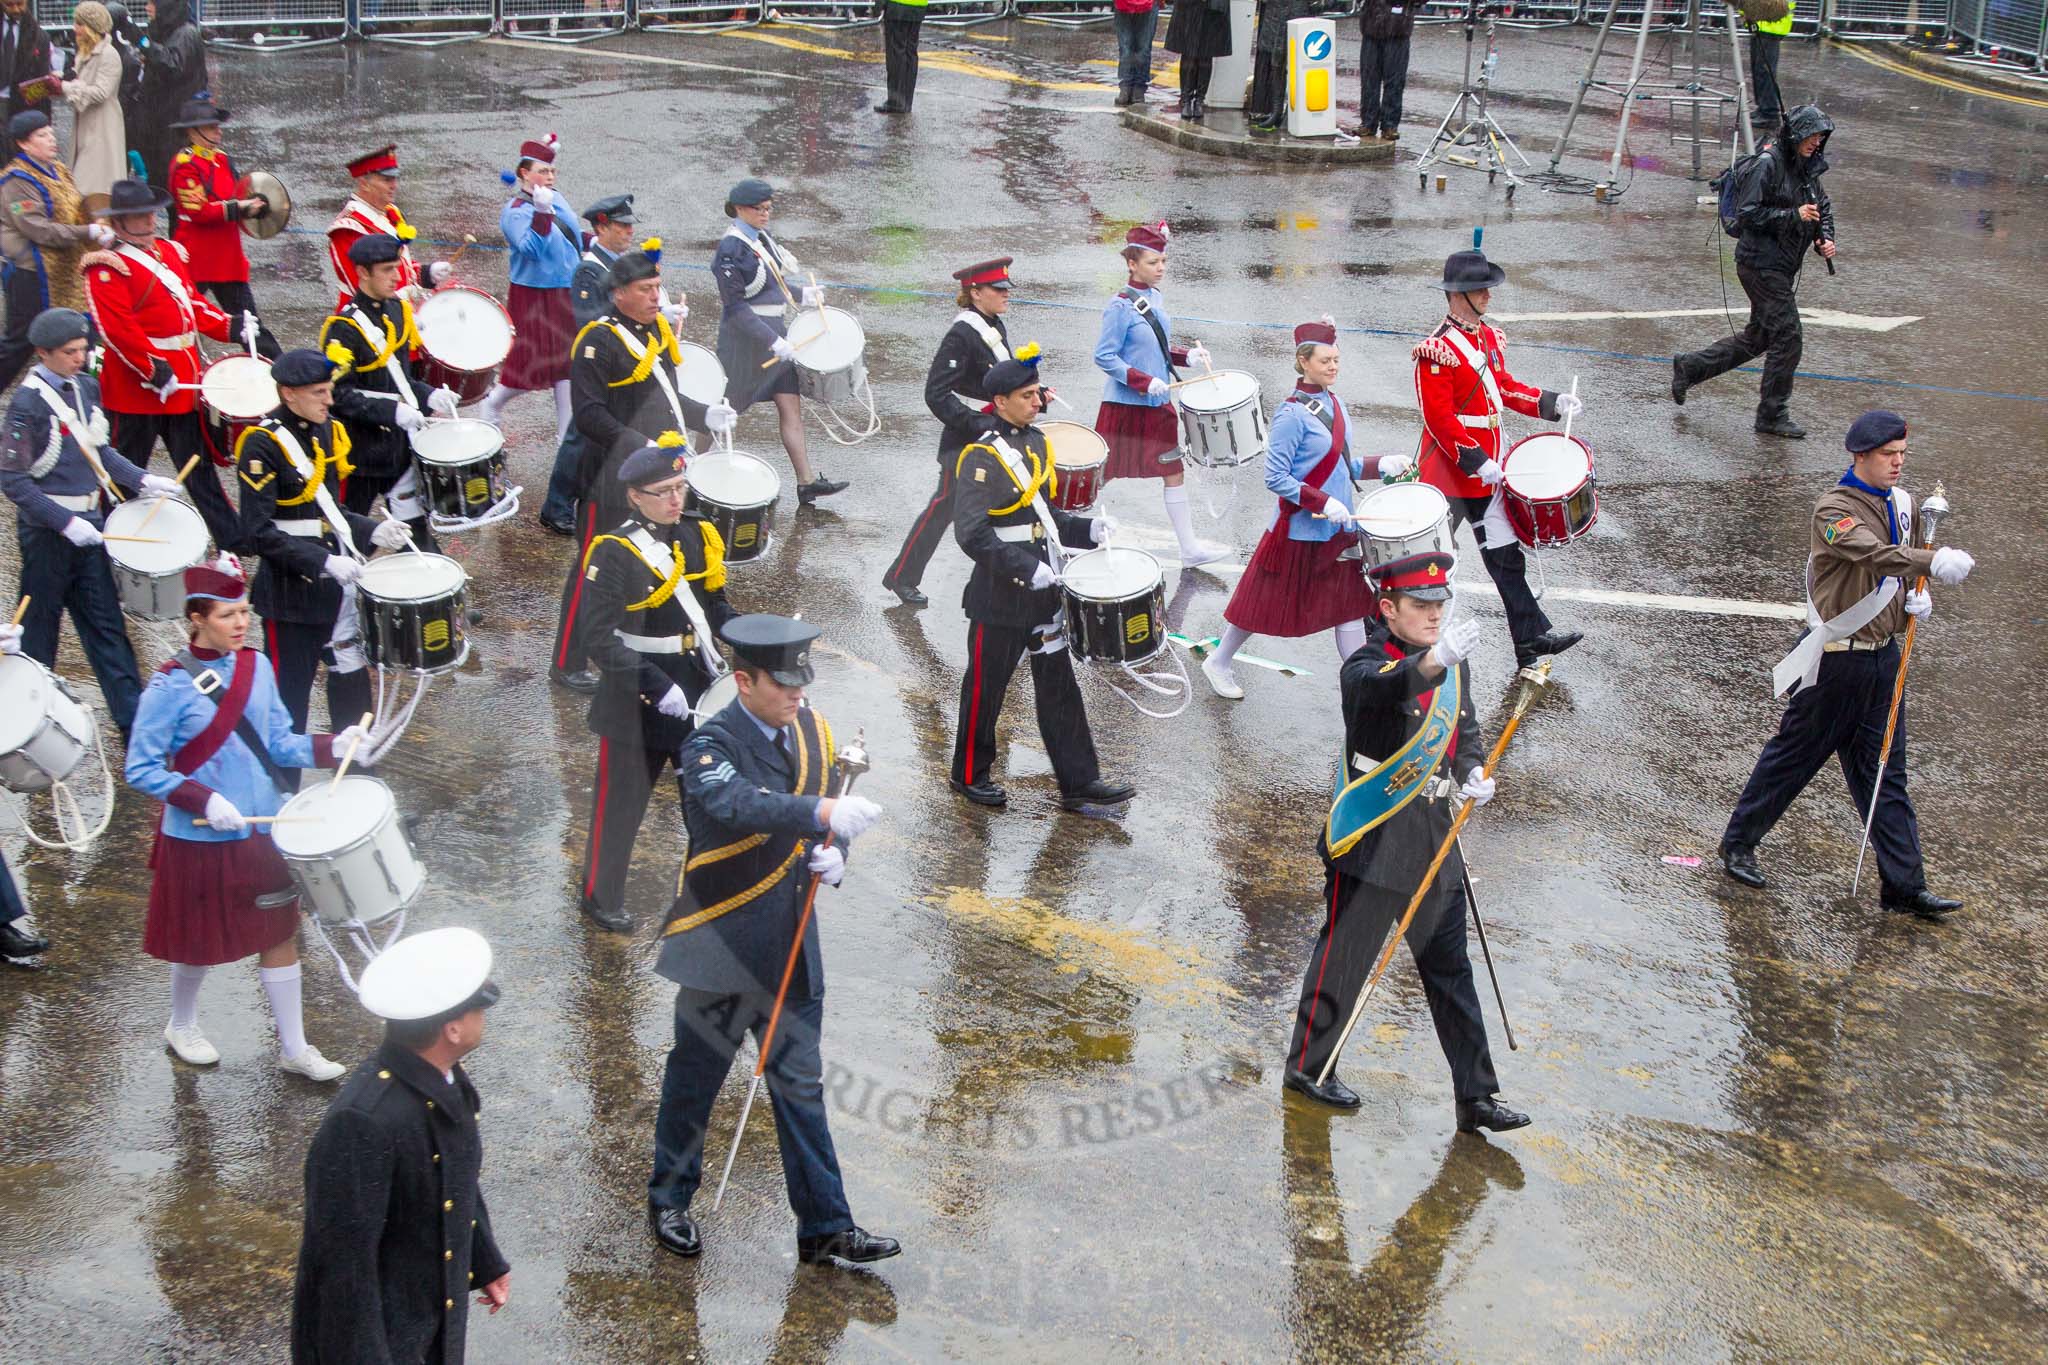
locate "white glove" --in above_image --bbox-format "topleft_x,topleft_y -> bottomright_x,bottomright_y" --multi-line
1090,512 -> 1118,545
1186,342 -> 1213,370
1928,547 -> 1974,585
1555,391 -> 1584,421
393,404 -> 427,433
1476,459 -> 1505,488
826,794 -> 882,842
705,401 -> 738,434
401,284 -> 431,310
770,336 -> 798,363
1377,453 -> 1413,481
331,723 -> 371,754
660,294 -> 688,326
0,623 -> 21,655
808,843 -> 846,886
371,519 -> 413,551
1459,766 -> 1497,808
800,285 -> 824,308
1430,615 -> 1483,669
150,372 -> 180,402
427,386 -> 460,417
141,473 -> 184,498
1030,561 -> 1058,591
203,792 -> 246,832
424,261 -> 454,288
655,684 -> 689,718
1904,587 -> 1932,619
88,223 -> 116,247
1319,499 -> 1354,527
1145,377 -> 1169,401
529,184 -> 555,211
61,517 -> 102,547
324,555 -> 363,586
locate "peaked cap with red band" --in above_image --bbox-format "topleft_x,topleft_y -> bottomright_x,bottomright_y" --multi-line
952,257 -> 1014,290
1371,550 -> 1457,602
348,145 -> 399,179
1124,221 -> 1170,253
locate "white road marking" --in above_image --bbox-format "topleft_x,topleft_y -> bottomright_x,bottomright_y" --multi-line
1490,307 -> 1921,334
1454,577 -> 1805,621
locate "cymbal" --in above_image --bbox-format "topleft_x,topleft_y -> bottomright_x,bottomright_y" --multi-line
238,170 -> 291,241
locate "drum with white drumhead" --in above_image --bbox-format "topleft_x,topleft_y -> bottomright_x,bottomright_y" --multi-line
1356,481 -> 1452,571
102,497 -> 210,620
272,774 -> 424,927
691,671 -> 738,726
409,418 -> 509,524
1045,421 -> 1109,513
415,287 -> 515,407
1176,370 -> 1266,469
357,553 -> 470,674
1502,432 -> 1598,548
783,306 -> 868,406
685,451 -> 780,564
199,353 -> 277,466
675,342 -> 728,413
1061,546 -> 1168,666
0,654 -> 92,794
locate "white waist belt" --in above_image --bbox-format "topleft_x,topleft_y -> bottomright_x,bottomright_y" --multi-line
616,629 -> 691,654
749,303 -> 785,318
274,517 -> 328,536
148,333 -> 197,351
1456,413 -> 1500,429
1352,755 -> 1456,801
993,524 -> 1043,543
1823,636 -> 1894,653
46,491 -> 98,512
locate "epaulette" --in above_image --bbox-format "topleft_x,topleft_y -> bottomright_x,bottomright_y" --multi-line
80,249 -> 126,275
173,149 -> 191,164
1412,337 -> 1460,368
164,239 -> 190,264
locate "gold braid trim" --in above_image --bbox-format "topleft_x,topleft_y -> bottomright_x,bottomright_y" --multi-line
322,306 -> 419,376
684,833 -> 767,873
582,530 -> 722,613
602,315 -> 683,388
662,842 -> 808,936
240,422 -> 351,508
959,440 -> 1057,516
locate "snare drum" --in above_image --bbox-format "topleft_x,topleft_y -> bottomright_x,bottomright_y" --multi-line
198,354 -> 277,467
1176,370 -> 1266,469
675,342 -> 728,413
1045,421 -> 1109,513
1356,481 -> 1452,570
0,654 -> 92,794
272,774 -> 425,927
782,306 -> 868,406
1061,546 -> 1168,666
691,671 -> 738,726
414,287 -> 515,407
357,553 -> 469,674
1502,433 -> 1598,548
409,419 -> 508,522
102,496 -> 210,620
685,451 -> 780,564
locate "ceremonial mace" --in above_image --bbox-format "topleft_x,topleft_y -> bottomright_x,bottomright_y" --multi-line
1850,483 -> 1948,898
1316,661 -> 1553,1087
712,728 -> 870,1211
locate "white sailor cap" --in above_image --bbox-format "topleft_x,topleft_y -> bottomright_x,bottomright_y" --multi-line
358,927 -> 499,1021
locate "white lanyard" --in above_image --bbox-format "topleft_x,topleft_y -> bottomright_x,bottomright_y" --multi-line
263,422 -> 361,560
21,374 -> 110,485
625,524 -> 724,677
611,322 -> 688,432
723,225 -> 794,303
347,305 -> 421,413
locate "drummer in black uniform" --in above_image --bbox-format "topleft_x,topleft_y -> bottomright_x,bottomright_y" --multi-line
235,348 -> 411,731
551,247 -> 733,693
541,193 -> 646,538
572,437 -> 737,934
319,234 -> 457,551
949,352 -> 1134,815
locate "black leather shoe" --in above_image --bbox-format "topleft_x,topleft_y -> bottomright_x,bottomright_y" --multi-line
1516,628 -> 1583,669
797,1226 -> 901,1265
538,514 -> 578,537
1720,843 -> 1766,889
1456,1095 -> 1532,1133
1755,412 -> 1807,439
1671,355 -> 1689,406
580,897 -> 632,933
1883,888 -> 1963,919
883,578 -> 928,608
1060,778 -> 1137,811
0,920 -> 49,958
1283,1069 -> 1361,1109
550,665 -> 599,693
649,1205 -> 701,1258
873,100 -> 907,114
950,777 -> 1008,808
1114,85 -> 1134,107
797,477 -> 849,505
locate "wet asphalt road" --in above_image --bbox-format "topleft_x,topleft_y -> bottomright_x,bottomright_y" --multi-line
2,17 -> 2046,1362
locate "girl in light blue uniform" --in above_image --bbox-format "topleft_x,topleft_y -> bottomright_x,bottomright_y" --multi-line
479,132 -> 582,443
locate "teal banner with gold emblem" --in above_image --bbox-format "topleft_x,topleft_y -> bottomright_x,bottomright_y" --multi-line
1324,664 -> 1461,857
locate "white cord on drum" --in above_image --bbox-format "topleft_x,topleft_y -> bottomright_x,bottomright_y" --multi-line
1108,645 -> 1192,719
813,379 -> 881,446
2,724 -> 115,851
359,667 -> 431,766
428,484 -> 523,537
306,907 -> 407,995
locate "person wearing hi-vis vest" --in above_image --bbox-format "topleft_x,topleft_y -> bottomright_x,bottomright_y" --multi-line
1719,411 -> 1975,918
875,0 -> 925,115
571,437 -> 737,935
1741,0 -> 1793,131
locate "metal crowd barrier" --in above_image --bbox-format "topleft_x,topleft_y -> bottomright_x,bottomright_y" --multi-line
1011,0 -> 1117,27
637,0 -> 763,30
924,0 -> 1015,26
193,0 -> 350,48
1947,0 -> 2045,63
497,0 -> 631,40
768,0 -> 880,29
358,0 -> 498,45
1821,0 -> 1949,36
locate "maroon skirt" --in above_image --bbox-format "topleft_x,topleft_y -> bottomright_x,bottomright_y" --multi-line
1224,528 -> 1379,638
1097,400 -> 1184,481
143,829 -> 300,966
501,283 -> 574,390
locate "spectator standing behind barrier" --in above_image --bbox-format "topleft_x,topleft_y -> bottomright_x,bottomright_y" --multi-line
58,3 -> 127,212
1739,0 -> 1792,132
1353,0 -> 1414,142
0,0 -> 55,124
138,0 -> 205,192
874,0 -> 924,115
1165,0 -> 1231,122
1111,0 -> 1158,107
1247,0 -> 1317,132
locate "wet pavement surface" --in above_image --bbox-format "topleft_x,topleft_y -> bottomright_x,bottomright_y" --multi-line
2,17 -> 2046,1361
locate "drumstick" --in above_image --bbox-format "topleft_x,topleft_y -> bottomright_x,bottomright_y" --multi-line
329,711 -> 375,791
807,271 -> 827,331
11,596 -> 29,626
197,813 -> 319,826
1561,374 -> 1581,441
132,455 -> 202,534
101,534 -> 169,544
757,330 -> 827,370
1165,373 -> 1229,391
445,232 -> 478,273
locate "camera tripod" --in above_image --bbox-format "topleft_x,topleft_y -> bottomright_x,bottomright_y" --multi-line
1414,4 -> 1531,198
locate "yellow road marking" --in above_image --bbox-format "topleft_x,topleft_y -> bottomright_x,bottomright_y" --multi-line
733,24 -> 1108,89
1832,40 -> 2048,109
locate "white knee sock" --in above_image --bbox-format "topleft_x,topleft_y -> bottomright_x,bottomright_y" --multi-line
1334,620 -> 1367,661
260,962 -> 308,1059
1163,484 -> 1200,554
479,382 -> 516,427
1212,623 -> 1253,671
169,963 -> 207,1030
552,379 -> 573,444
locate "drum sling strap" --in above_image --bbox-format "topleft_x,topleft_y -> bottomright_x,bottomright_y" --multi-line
171,649 -> 297,793
1325,655 -> 1461,858
725,225 -> 795,305
607,320 -> 689,432
1276,391 -> 1351,530
340,304 -> 423,414
608,523 -> 725,679
263,422 -> 362,559
1118,289 -> 1178,383
984,435 -> 1066,561
955,310 -> 1009,363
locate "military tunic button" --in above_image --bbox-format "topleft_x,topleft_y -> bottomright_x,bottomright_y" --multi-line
444,1200 -> 454,1211
425,1100 -> 435,1110
377,1070 -> 391,1079
432,1153 -> 440,1163
445,1299 -> 454,1310
444,1250 -> 453,1261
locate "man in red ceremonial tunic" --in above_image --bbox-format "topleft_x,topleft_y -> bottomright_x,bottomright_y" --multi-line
83,176 -> 249,551
166,98 -> 279,359
1412,247 -> 1584,669
325,144 -> 448,314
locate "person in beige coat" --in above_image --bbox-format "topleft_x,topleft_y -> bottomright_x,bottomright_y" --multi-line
56,2 -> 124,209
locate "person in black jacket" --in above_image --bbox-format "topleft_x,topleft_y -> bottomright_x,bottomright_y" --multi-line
1354,0 -> 1416,140
0,0 -> 53,123
1164,0 -> 1232,121
1247,0 -> 1318,132
137,0 -> 205,191
1672,104 -> 1837,439
1286,550 -> 1530,1135
293,926 -> 512,1365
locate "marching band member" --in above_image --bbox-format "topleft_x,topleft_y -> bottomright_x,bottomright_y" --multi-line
949,353 -> 1134,814
541,192 -> 645,537
1,306 -> 183,737
319,233 -> 457,546
1091,221 -> 1227,568
164,97 -> 279,358
0,623 -> 48,960
712,178 -> 848,505
881,255 -> 1019,609
1288,550 -> 1530,1135
552,248 -> 731,693
1720,411 -> 1974,916
1201,318 -> 1404,699
573,436 -> 735,934
648,612 -> 896,1267
123,555 -> 364,1082
1413,245 -> 1584,670
478,133 -> 579,443
234,347 -> 412,731
325,144 -> 450,314
82,175 -> 249,552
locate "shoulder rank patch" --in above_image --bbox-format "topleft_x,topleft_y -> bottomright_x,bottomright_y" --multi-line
583,345 -> 596,358
1379,660 -> 1400,673
699,754 -> 712,765
1822,514 -> 1856,544
585,563 -> 600,580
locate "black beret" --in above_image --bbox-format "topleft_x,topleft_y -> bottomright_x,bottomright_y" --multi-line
27,308 -> 89,350
618,438 -> 689,488
347,233 -> 403,267
9,111 -> 49,143
984,357 -> 1042,397
724,177 -> 773,216
1844,410 -> 1907,453
608,250 -> 659,288
272,348 -> 335,388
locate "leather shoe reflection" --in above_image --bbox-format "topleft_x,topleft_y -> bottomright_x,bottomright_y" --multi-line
649,1204 -> 701,1258
797,1226 -> 902,1266
1455,1095 -> 1532,1134
1283,1068 -> 1361,1110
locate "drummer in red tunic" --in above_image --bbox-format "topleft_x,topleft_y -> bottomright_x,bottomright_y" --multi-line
1201,319 -> 1408,698
1091,220 -> 1227,569
123,557 -> 367,1082
1413,246 -> 1584,669
324,144 -> 450,315
164,98 -> 279,358
478,133 -> 581,445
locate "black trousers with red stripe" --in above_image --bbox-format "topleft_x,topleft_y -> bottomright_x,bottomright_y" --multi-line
582,736 -> 683,916
265,619 -> 373,735
108,410 -> 243,553
884,457 -> 956,592
553,500 -> 603,674
951,621 -> 1100,793
1288,865 -> 1498,1101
